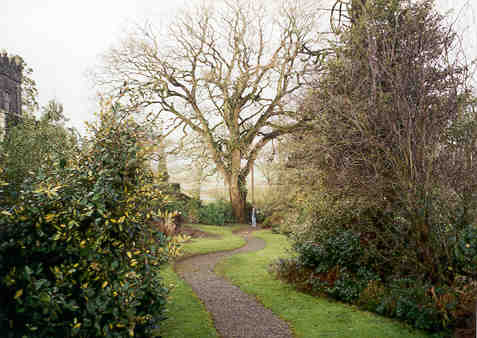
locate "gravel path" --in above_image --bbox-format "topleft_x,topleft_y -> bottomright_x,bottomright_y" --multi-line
175,229 -> 293,338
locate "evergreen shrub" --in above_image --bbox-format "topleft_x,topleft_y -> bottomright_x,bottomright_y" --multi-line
0,103 -> 171,337
198,199 -> 235,225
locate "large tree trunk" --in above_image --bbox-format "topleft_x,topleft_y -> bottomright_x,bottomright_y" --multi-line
227,149 -> 247,223
229,177 -> 247,223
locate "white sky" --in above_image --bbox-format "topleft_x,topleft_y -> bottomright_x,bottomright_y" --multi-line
1,0 -> 476,135
1,0 -> 191,133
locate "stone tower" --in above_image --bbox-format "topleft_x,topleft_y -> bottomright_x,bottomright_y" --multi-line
0,51 -> 22,135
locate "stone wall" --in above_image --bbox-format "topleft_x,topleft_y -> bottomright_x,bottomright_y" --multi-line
0,51 -> 23,134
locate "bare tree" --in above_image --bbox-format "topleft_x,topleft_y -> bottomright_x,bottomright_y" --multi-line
170,133 -> 217,199
95,0 -> 321,221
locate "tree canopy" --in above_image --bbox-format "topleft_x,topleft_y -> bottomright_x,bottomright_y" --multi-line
96,0 -> 321,221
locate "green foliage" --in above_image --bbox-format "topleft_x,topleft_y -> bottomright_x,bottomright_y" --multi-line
0,101 -> 171,337
324,268 -> 380,304
198,199 -> 235,225
453,224 -> 477,275
219,230 -> 428,338
292,230 -> 379,303
291,0 -> 477,276
263,211 -> 286,230
0,111 -> 78,203
295,230 -> 362,272
19,57 -> 40,114
167,197 -> 202,224
278,1 -> 477,333
278,190 -> 477,332
374,279 -> 443,331
278,217 -> 477,332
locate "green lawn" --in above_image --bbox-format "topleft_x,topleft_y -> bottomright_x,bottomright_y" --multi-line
158,224 -> 247,337
180,223 -> 247,256
215,230 -> 430,338
158,265 -> 219,338
159,226 -> 430,337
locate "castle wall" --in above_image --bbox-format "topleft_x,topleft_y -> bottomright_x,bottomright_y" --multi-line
0,52 -> 23,133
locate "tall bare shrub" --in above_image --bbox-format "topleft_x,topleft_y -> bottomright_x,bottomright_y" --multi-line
298,0 -> 477,283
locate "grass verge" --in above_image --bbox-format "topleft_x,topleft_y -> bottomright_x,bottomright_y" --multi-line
158,224 -> 247,337
215,230 -> 430,338
157,265 -> 218,337
180,223 -> 247,256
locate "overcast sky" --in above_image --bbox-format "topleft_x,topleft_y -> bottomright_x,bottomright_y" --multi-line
1,0 -> 476,135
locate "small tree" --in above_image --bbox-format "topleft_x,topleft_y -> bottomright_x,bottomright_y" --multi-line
18,57 -> 39,115
1,102 -> 78,202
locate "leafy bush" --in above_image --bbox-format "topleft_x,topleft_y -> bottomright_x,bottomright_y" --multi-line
0,111 -> 78,204
328,268 -> 380,303
290,230 -> 378,303
376,279 -> 444,331
276,219 -> 477,333
198,199 -> 235,225
254,208 -> 266,224
0,102 -> 171,337
263,211 -> 286,231
168,197 -> 202,224
453,224 -> 477,276
294,230 -> 362,272
275,191 -> 477,332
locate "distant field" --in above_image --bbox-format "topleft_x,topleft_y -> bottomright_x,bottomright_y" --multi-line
181,185 -> 274,202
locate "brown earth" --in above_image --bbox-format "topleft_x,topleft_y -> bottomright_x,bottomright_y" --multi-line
179,226 -> 221,239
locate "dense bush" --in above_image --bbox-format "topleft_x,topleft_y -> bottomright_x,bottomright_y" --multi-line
0,110 -> 78,204
254,208 -> 266,225
276,187 -> 477,332
275,212 -> 477,332
295,231 -> 359,271
198,199 -> 235,225
0,102 -> 171,337
168,197 -> 238,226
263,211 -> 286,231
167,197 -> 202,224
374,279 -> 443,331
291,229 -> 379,303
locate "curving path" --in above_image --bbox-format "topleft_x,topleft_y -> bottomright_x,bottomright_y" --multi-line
175,230 -> 293,338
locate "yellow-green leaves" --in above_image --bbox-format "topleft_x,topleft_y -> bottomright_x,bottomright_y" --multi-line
72,318 -> 81,329
166,234 -> 191,258
0,98 -> 174,337
14,289 -> 23,300
33,184 -> 62,198
44,213 -> 56,222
